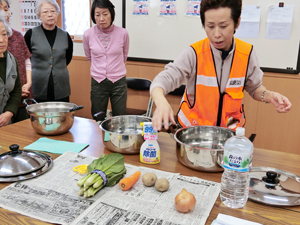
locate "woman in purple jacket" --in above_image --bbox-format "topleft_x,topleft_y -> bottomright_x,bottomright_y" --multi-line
83,0 -> 129,120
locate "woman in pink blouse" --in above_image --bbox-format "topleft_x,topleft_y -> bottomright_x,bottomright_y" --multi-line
83,0 -> 129,120
0,0 -> 32,122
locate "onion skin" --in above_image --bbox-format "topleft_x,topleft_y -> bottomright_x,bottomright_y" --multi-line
175,188 -> 196,213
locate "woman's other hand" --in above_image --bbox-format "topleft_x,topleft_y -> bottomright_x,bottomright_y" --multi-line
0,111 -> 13,127
21,83 -> 31,97
270,91 -> 292,113
151,87 -> 176,131
254,87 -> 292,113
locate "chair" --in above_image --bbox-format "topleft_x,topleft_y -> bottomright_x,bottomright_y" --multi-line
126,77 -> 153,117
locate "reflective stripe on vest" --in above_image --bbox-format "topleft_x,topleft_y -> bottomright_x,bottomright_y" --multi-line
177,38 -> 252,129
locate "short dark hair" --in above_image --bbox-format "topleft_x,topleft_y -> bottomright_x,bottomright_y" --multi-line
91,0 -> 115,25
200,0 -> 242,28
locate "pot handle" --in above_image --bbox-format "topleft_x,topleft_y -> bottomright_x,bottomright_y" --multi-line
93,111 -> 106,122
69,105 -> 84,112
166,124 -> 179,135
23,98 -> 37,106
160,123 -> 179,140
248,133 -> 256,142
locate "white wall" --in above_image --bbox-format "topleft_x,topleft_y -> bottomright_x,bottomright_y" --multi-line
125,0 -> 300,70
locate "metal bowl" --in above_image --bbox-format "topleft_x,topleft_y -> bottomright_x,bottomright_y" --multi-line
24,99 -> 83,135
174,125 -> 235,172
99,115 -> 152,154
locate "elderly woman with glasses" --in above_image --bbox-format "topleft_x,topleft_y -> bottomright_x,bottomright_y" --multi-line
0,12 -> 21,127
0,0 -> 32,122
24,0 -> 73,103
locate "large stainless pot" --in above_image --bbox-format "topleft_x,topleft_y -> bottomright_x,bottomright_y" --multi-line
174,125 -> 235,172
24,99 -> 83,135
99,115 -> 152,154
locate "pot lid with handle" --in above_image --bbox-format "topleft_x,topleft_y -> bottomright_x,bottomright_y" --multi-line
249,167 -> 300,206
0,144 -> 47,177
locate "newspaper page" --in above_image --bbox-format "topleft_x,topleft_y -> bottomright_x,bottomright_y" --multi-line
0,152 -> 100,224
0,152 -> 220,225
71,165 -> 220,225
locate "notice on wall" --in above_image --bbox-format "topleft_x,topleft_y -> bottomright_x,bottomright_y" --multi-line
186,0 -> 201,17
159,0 -> 177,17
235,5 -> 261,39
132,0 -> 150,16
265,5 -> 294,40
19,0 -> 41,35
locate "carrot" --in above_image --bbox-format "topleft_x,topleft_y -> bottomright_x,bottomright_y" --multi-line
119,171 -> 141,191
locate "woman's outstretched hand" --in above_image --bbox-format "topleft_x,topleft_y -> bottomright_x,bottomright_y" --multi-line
151,87 -> 176,131
270,92 -> 292,113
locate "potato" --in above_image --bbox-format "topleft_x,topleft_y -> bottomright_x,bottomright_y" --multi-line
155,178 -> 169,192
142,172 -> 157,187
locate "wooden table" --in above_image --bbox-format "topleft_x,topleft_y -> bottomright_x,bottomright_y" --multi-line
0,117 -> 299,225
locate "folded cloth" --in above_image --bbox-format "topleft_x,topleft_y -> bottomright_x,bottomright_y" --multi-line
212,213 -> 262,225
24,137 -> 89,154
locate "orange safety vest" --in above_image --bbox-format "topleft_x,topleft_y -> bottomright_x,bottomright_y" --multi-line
177,38 -> 253,130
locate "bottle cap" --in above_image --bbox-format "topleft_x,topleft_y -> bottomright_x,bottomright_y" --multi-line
236,127 -> 245,136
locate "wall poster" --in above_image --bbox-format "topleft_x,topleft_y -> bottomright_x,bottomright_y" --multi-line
186,0 -> 201,17
159,0 -> 177,17
132,0 -> 149,16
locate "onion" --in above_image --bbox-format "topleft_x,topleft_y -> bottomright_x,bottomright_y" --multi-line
174,188 -> 196,213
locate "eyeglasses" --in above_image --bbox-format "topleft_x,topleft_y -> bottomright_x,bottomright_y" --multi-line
41,10 -> 57,16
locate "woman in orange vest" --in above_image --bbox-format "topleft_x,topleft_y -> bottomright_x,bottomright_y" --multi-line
150,0 -> 292,131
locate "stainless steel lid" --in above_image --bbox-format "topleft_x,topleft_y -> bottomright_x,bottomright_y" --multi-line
0,144 -> 47,177
249,167 -> 300,206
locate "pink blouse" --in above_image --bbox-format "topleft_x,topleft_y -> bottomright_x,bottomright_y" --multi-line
83,25 -> 129,83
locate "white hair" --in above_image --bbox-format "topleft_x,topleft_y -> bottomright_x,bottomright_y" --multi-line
0,10 -> 11,36
35,0 -> 60,16
0,0 -> 11,8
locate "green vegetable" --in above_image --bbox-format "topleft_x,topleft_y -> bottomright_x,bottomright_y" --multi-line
77,153 -> 127,198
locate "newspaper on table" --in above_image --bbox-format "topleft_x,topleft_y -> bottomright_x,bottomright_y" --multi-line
0,151 -> 220,225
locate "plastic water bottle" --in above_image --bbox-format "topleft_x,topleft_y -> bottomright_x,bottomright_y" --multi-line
220,127 -> 253,208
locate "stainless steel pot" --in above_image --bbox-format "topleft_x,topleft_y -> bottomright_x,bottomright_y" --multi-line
24,99 -> 83,135
174,125 -> 236,172
99,115 -> 152,154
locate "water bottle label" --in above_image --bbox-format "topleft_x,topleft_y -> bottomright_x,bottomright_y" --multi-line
222,152 -> 252,172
